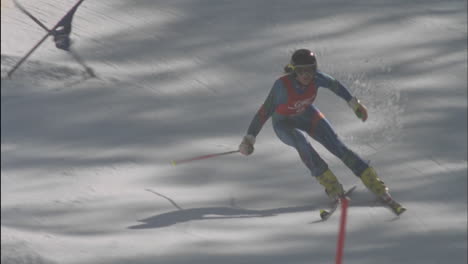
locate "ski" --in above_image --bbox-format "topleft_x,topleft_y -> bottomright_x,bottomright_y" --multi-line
378,197 -> 407,216
319,185 -> 357,221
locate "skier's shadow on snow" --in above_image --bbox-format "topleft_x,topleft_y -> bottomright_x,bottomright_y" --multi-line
128,204 -> 317,229
128,189 -> 320,229
128,189 -> 390,229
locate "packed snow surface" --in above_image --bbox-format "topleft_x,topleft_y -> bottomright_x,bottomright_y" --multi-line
1,0 -> 466,263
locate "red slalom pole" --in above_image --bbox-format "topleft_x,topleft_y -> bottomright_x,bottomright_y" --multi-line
336,197 -> 349,264
171,150 -> 240,166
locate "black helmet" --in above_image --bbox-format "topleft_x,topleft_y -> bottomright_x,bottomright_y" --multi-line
284,49 -> 317,74
291,49 -> 316,66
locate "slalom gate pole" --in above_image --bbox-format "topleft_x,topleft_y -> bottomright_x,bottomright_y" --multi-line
6,33 -> 51,78
13,0 -> 50,32
8,0 -> 87,78
171,150 -> 240,166
335,197 -> 349,264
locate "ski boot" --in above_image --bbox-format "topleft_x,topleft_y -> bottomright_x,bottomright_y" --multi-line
317,169 -> 345,202
380,193 -> 406,215
360,167 -> 406,216
317,169 -> 346,219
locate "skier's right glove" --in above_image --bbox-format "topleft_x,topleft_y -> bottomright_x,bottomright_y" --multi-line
239,135 -> 255,156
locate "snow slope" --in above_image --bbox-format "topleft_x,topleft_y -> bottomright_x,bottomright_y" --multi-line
1,0 -> 467,263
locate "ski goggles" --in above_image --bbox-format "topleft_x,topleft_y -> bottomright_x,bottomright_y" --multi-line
294,64 -> 317,75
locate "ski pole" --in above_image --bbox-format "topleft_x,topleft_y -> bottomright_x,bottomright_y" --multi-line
171,150 -> 240,166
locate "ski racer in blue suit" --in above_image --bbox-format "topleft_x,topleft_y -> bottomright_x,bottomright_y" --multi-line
238,49 -> 405,215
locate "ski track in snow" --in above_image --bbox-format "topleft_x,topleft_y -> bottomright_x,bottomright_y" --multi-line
1,0 -> 467,264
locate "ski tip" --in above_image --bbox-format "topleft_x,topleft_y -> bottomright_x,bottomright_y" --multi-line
395,206 -> 407,216
319,209 -> 328,218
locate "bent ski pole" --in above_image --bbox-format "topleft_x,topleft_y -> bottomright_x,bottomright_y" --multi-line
171,150 -> 240,166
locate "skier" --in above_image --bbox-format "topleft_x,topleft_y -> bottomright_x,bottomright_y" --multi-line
238,49 -> 406,215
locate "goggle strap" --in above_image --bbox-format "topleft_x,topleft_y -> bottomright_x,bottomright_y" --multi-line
287,63 -> 296,70
294,63 -> 316,68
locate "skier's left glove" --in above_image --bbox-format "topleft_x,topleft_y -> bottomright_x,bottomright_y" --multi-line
348,97 -> 368,122
239,135 -> 255,156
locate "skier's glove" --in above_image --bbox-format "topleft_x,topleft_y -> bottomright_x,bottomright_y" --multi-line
239,135 -> 255,156
348,97 -> 368,122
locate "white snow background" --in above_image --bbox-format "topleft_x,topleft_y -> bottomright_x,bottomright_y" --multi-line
1,0 -> 467,263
